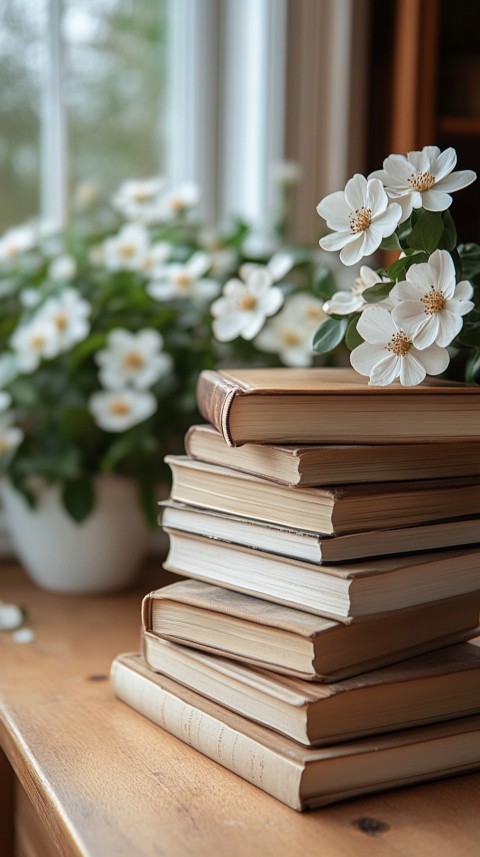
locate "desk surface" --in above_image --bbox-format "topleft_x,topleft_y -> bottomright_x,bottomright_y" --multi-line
1,563 -> 480,857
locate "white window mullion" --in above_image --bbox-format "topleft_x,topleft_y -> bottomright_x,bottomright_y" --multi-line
220,0 -> 287,224
166,0 -> 220,224
41,0 -> 68,229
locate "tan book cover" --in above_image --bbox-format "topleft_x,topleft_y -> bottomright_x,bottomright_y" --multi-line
143,581 -> 480,680
166,455 -> 480,534
163,528 -> 480,621
111,653 -> 480,811
196,367 -> 480,445
142,633 -> 480,746
185,424 -> 480,486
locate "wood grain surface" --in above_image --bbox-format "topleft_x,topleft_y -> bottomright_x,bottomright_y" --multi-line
1,563 -> 479,857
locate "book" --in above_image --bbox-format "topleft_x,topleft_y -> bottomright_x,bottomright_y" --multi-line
111,653 -> 480,811
186,423 -> 480,486
163,529 -> 480,621
196,366 -> 480,446
142,633 -> 480,746
161,500 -> 480,563
142,581 -> 480,680
166,455 -> 480,535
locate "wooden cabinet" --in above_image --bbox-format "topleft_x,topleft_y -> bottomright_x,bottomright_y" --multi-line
367,0 -> 480,242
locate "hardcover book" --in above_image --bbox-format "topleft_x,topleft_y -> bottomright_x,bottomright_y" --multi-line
166,455 -> 480,535
142,633 -> 480,746
161,501 -> 480,563
196,367 -> 480,446
186,423 -> 480,486
163,529 -> 480,621
111,653 -> 480,811
143,581 -> 480,680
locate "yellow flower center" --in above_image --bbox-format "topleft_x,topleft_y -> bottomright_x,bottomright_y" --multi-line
409,171 -> 436,192
306,306 -> 324,320
170,198 -> 185,213
119,244 -> 136,259
174,273 -> 191,287
386,331 -> 412,357
420,287 -> 446,315
239,294 -> 257,311
132,190 -> 149,202
54,312 -> 68,331
281,330 -> 301,346
109,399 -> 131,416
123,351 -> 144,370
30,334 -> 46,349
349,207 -> 372,234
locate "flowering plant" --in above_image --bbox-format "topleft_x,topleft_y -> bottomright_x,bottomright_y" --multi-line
0,174 -> 326,523
313,146 -> 480,387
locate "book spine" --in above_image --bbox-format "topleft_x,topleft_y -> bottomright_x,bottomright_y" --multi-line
111,659 -> 304,810
196,371 -> 240,446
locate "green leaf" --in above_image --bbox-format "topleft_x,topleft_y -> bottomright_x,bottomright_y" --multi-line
380,233 -> 401,250
437,210 -> 457,252
362,280 -> 394,303
457,321 -> 480,348
407,210 -> 444,255
312,317 -> 348,354
345,315 -> 363,350
465,349 -> 480,384
387,252 -> 428,282
62,477 -> 95,523
313,265 -> 336,300
459,243 -> 480,282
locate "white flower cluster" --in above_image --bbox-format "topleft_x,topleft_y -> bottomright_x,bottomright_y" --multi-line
317,146 -> 476,267
10,288 -> 91,374
316,146 -> 476,386
112,177 -> 200,226
88,329 -> 173,432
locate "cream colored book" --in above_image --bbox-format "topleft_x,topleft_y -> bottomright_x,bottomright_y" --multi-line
196,366 -> 480,445
166,455 -> 480,535
142,634 -> 480,746
185,424 -> 480,486
163,529 -> 480,621
111,653 -> 480,811
160,501 -> 480,563
143,581 -> 480,680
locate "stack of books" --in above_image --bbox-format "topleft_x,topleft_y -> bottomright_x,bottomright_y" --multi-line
112,367 -> 480,811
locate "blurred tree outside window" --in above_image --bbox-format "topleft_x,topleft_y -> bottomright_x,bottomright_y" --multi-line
0,0 -> 167,230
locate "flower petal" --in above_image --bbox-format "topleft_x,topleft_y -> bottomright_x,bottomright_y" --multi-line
339,235 -> 365,266
399,352 -> 426,386
430,147 -> 457,180
421,190 -> 452,211
428,249 -> 456,297
344,174 -> 368,211
454,280 -> 474,301
267,251 -> 294,281
316,191 -> 351,229
370,353 -> 401,386
320,230 -> 354,252
365,178 -> 388,215
357,305 -> 396,344
414,343 -> 450,375
435,169 -> 477,193
213,313 -> 244,341
350,342 -> 388,376
435,309 -> 464,346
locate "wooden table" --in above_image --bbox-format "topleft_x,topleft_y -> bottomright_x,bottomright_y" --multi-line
1,562 -> 480,857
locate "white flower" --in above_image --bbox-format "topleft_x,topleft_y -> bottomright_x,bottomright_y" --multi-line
0,391 -> 11,411
88,389 -> 157,432
20,288 -> 42,309
350,305 -> 450,386
112,177 -> 164,220
370,146 -> 477,222
73,180 -> 101,210
0,602 -> 24,630
317,174 -> 402,266
147,252 -> 220,302
211,260 -> 286,342
49,254 -> 77,282
324,266 -> 391,315
141,242 -> 172,278
12,628 -> 35,643
0,415 -> 24,457
157,182 -> 200,220
95,329 -> 172,391
200,229 -> 238,277
270,161 -> 302,186
391,249 -> 474,349
103,224 -> 150,271
39,288 -> 91,353
255,293 -> 326,366
11,317 -> 58,372
0,225 -> 37,263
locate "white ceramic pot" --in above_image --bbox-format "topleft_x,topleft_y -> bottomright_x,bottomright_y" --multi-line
0,475 -> 152,594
